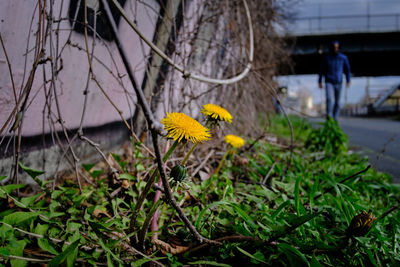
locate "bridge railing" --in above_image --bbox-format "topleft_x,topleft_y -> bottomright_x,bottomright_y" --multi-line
341,83 -> 400,116
289,13 -> 400,35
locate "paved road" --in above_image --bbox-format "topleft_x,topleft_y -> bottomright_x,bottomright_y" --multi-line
338,117 -> 400,183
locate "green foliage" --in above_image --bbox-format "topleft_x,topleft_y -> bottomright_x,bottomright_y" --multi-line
267,114 -> 313,142
18,162 -> 45,187
0,184 -> 26,198
305,118 -> 348,154
48,240 -> 80,267
0,116 -> 398,266
237,247 -> 267,264
3,212 -> 40,226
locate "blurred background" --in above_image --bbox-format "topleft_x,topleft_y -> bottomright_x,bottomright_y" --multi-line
279,0 -> 400,117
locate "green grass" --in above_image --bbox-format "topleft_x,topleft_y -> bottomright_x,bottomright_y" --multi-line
267,114 -> 313,143
0,115 -> 399,266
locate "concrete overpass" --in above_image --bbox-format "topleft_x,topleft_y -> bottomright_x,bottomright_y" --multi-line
285,31 -> 400,77
283,13 -> 400,77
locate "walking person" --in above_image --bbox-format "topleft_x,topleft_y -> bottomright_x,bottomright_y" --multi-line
318,40 -> 351,120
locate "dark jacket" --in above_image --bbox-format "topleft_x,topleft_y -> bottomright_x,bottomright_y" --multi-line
318,52 -> 351,84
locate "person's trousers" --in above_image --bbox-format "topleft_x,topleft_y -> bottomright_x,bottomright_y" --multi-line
325,82 -> 342,120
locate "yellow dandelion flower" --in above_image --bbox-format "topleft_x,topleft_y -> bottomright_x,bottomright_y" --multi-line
224,134 -> 245,148
161,112 -> 211,143
201,104 -> 233,123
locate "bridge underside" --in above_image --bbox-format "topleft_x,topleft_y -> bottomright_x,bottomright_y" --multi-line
283,32 -> 400,77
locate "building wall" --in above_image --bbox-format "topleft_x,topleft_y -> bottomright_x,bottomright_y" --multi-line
0,0 -> 239,182
0,0 -> 159,136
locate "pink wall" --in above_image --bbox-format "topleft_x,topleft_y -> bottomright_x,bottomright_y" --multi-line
0,0 -> 159,136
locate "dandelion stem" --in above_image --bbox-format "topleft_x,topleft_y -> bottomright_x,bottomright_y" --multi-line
215,148 -> 233,175
163,140 -> 179,162
138,199 -> 163,249
151,131 -> 220,245
181,143 -> 198,165
129,140 -> 179,241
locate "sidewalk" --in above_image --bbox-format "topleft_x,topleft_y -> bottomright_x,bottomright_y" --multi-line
309,117 -> 400,183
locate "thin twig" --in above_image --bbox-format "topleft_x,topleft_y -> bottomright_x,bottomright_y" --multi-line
101,0 -> 162,133
109,0 -> 254,85
153,183 -> 164,193
0,255 -> 51,263
243,134 -> 264,152
0,33 -> 17,104
192,149 -> 215,177
311,165 -> 371,203
379,203 -> 400,220
101,1 -> 215,245
262,161 -> 276,185
78,134 -> 118,178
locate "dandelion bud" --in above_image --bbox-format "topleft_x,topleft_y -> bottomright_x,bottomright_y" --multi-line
170,165 -> 188,182
346,210 -> 377,237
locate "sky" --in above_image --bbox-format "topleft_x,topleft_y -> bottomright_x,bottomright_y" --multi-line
280,0 -> 400,105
